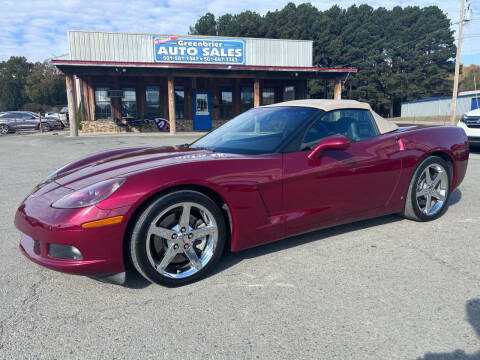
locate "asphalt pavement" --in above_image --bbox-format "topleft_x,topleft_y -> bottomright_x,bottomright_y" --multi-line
1,132 -> 479,359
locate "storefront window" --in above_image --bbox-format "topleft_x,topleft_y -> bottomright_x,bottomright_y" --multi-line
219,87 -> 233,119
175,86 -> 185,119
121,88 -> 137,118
94,87 -> 112,120
146,86 -> 161,118
241,87 -> 254,112
283,86 -> 295,101
261,88 -> 275,105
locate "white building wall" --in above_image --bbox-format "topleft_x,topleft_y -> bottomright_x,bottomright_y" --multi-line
67,30 -> 313,67
401,94 -> 480,117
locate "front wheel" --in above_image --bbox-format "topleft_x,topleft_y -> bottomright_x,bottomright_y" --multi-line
402,156 -> 451,221
129,190 -> 226,286
0,124 -> 9,135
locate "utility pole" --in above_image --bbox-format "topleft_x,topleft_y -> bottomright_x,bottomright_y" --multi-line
450,0 -> 466,125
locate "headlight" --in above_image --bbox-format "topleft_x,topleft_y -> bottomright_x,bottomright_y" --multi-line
52,178 -> 125,209
460,115 -> 467,123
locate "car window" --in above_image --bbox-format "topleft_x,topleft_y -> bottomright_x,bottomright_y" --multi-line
191,107 -> 319,154
11,112 -> 25,119
301,109 -> 379,150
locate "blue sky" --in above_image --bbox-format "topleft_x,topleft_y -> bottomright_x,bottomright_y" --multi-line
0,0 -> 478,65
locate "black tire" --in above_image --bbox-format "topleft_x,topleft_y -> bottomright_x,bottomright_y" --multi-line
402,155 -> 451,222
129,190 -> 226,287
0,124 -> 9,135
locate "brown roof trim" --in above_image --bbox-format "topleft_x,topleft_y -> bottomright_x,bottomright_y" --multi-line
51,59 -> 357,73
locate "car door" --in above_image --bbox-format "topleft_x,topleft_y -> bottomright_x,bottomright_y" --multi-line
282,109 -> 402,236
9,112 -> 26,130
24,114 -> 39,130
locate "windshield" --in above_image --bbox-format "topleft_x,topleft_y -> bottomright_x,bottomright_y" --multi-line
191,107 -> 319,154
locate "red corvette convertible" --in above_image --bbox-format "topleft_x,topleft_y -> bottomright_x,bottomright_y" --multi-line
14,100 -> 469,286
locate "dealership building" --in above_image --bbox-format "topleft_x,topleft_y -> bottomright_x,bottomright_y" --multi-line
52,30 -> 356,134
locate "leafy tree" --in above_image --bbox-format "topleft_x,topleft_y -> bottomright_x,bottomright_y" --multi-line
24,61 -> 66,108
459,65 -> 480,92
0,57 -> 66,112
189,3 -> 456,117
0,56 -> 32,111
190,13 -> 216,35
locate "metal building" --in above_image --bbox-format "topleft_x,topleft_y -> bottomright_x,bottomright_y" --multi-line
401,90 -> 480,118
52,31 -> 356,134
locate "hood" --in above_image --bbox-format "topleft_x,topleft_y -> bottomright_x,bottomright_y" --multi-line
466,108 -> 480,117
52,146 -> 226,190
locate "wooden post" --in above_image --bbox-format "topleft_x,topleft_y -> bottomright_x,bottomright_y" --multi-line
168,76 -> 176,135
296,79 -> 307,100
185,78 -> 193,121
234,78 -> 241,115
137,78 -> 146,119
81,78 -> 90,121
254,79 -> 260,107
450,0 -> 466,125
88,76 -> 95,121
111,76 -> 121,121
334,78 -> 342,100
66,74 -> 78,136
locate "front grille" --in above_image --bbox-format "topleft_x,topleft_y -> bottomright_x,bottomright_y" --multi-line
464,116 -> 480,128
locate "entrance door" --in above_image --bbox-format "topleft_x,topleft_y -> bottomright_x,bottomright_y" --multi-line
193,90 -> 212,130
472,97 -> 480,110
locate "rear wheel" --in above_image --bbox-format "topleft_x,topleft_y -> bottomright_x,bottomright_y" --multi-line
0,124 -> 9,135
40,123 -> 51,132
129,190 -> 226,286
402,156 -> 450,221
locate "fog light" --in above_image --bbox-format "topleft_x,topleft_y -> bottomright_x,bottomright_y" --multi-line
49,244 -> 83,260
33,239 -> 41,256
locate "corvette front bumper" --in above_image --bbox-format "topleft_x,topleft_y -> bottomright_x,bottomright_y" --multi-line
14,182 -> 130,275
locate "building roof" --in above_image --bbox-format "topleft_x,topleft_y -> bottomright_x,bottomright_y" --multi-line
265,99 -> 398,134
401,91 -> 480,105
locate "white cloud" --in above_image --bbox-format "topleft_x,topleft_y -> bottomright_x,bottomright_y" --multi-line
0,0 -> 478,63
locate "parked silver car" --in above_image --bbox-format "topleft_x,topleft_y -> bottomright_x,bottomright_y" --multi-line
0,111 -> 64,134
45,107 -> 69,127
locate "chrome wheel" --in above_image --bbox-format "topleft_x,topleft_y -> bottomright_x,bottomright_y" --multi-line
415,163 -> 448,216
0,124 -> 8,134
145,202 -> 218,279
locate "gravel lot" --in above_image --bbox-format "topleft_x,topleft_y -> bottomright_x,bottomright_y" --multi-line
0,132 -> 479,360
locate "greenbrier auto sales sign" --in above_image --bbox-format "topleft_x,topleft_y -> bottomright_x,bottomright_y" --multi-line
153,36 -> 245,65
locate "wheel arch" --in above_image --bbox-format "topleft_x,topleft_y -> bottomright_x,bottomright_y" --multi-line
122,184 -> 233,270
422,149 -> 456,190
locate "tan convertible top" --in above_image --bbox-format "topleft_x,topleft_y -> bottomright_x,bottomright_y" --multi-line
264,99 -> 398,134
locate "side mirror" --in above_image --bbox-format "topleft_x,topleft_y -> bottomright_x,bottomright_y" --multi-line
308,135 -> 350,160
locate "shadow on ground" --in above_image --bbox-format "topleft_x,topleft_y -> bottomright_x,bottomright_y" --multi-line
89,188 -> 462,289
419,299 -> 480,360
90,213 -> 403,289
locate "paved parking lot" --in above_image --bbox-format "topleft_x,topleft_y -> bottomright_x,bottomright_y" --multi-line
0,133 -> 479,359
